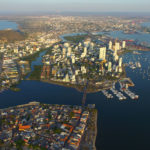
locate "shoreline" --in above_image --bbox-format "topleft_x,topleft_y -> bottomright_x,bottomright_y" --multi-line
79,108 -> 98,150
26,78 -> 117,94
93,110 -> 98,150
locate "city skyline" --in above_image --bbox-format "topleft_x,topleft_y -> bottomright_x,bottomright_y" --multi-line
0,0 -> 150,14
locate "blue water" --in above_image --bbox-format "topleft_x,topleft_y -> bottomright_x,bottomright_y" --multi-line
0,20 -> 18,30
61,30 -> 150,46
0,32 -> 150,150
141,22 -> 150,28
107,31 -> 150,44
26,50 -> 47,79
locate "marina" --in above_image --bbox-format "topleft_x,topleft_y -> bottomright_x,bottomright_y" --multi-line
102,90 -> 113,99
0,26 -> 150,150
110,86 -> 126,101
0,48 -> 150,150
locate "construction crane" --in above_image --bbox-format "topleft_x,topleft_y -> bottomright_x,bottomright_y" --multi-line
100,59 -> 106,71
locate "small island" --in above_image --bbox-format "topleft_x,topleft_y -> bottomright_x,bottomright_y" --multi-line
10,87 -> 21,92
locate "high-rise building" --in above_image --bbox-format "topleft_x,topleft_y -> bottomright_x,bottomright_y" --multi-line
81,47 -> 87,58
108,62 -> 112,72
84,47 -> 87,55
115,42 -> 120,51
99,47 -> 106,60
64,74 -> 70,82
71,75 -> 76,83
90,42 -> 94,51
67,47 -> 72,57
71,55 -> 75,64
119,57 -> 122,67
118,67 -> 122,73
115,66 -> 118,72
109,41 -> 113,50
122,41 -> 126,49
62,48 -> 66,58
64,43 -> 70,48
81,66 -> 86,74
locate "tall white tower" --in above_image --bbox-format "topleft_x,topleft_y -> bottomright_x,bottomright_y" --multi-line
109,41 -> 113,50
62,48 -> 66,58
115,42 -> 120,51
119,57 -> 123,67
67,47 -> 72,57
99,47 -> 106,60
122,41 -> 126,49
83,47 -> 87,56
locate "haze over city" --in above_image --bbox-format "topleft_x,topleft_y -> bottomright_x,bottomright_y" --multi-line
0,0 -> 150,150
0,0 -> 150,14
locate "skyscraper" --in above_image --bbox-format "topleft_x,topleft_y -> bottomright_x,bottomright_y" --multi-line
119,57 -> 122,67
109,41 -> 113,50
115,42 -> 120,51
67,47 -> 72,57
122,41 -> 126,49
84,47 -> 87,56
62,48 -> 66,58
99,47 -> 106,60
108,62 -> 112,72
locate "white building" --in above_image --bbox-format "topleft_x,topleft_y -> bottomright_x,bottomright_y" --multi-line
108,62 -> 112,72
99,47 -> 106,60
115,42 -> 120,51
14,48 -> 18,53
62,48 -> 66,58
81,66 -> 86,74
71,55 -> 75,64
119,57 -> 123,67
67,47 -> 72,57
71,75 -> 76,83
109,41 -> 113,50
122,41 -> 126,49
64,43 -> 70,48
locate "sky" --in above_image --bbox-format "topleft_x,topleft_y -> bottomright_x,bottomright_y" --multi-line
0,0 -> 149,14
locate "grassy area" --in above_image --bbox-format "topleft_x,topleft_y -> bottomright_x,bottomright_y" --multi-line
119,49 -> 133,56
21,49 -> 45,64
0,30 -> 25,42
53,127 -> 62,134
64,34 -> 88,43
21,46 -> 52,64
10,87 -> 21,92
29,65 -> 42,80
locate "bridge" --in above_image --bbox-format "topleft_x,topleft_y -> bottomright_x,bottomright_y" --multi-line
82,80 -> 89,107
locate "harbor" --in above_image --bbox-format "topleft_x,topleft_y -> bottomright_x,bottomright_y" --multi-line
0,35 -> 150,150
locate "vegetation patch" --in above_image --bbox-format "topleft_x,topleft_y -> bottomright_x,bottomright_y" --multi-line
29,65 -> 42,80
64,35 -> 88,43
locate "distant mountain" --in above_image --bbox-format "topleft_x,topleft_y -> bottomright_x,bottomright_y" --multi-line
0,30 -> 25,42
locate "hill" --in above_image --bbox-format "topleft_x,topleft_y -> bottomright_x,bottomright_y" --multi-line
0,30 -> 25,42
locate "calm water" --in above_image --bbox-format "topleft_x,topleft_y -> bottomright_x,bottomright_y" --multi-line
61,30 -> 150,46
0,33 -> 150,150
141,22 -> 150,28
0,20 -> 18,30
107,31 -> 150,44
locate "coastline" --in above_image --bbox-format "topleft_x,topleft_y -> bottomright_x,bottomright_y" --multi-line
28,79 -> 117,94
79,108 -> 98,150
